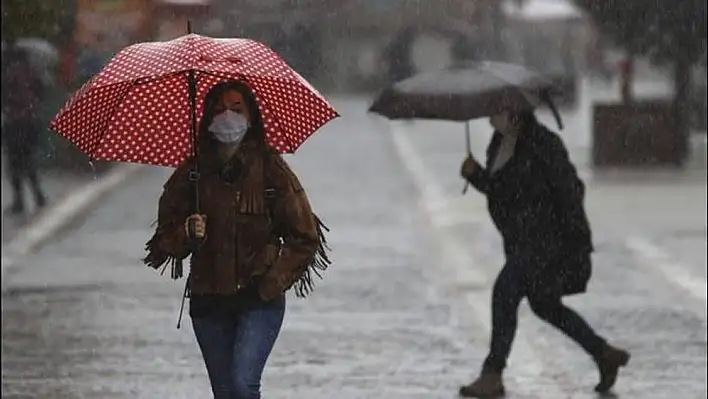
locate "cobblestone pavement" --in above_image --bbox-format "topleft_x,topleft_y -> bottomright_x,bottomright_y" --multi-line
2,94 -> 707,399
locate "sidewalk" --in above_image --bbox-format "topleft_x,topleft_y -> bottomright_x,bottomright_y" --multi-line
1,167 -> 92,244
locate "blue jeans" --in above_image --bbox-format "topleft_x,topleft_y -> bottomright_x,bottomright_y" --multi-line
191,295 -> 286,399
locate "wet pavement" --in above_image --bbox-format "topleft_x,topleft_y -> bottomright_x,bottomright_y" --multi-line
2,100 -> 484,399
2,93 -> 707,399
1,167 -> 92,244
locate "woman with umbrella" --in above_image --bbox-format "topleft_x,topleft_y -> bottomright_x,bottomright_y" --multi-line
369,60 -> 631,397
143,80 -> 330,399
458,107 -> 630,397
50,32 -> 338,399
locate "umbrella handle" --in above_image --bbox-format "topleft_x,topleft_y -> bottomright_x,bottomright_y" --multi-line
187,219 -> 198,240
541,89 -> 564,130
462,121 -> 471,195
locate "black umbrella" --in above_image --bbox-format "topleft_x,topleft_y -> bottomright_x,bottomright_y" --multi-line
369,60 -> 563,127
369,60 -> 564,194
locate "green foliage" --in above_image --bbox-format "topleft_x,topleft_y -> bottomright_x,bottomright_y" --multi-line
575,0 -> 706,64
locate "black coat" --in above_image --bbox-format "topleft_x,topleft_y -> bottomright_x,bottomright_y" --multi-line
467,122 -> 593,296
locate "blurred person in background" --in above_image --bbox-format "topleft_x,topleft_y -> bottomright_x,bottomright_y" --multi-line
76,33 -> 113,86
458,108 -> 630,397
144,81 -> 329,399
1,44 -> 47,215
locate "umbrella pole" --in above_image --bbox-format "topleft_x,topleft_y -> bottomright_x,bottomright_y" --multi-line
176,68 -> 200,330
185,21 -> 200,214
464,121 -> 471,155
187,17 -> 199,214
462,121 -> 471,195
188,69 -> 200,213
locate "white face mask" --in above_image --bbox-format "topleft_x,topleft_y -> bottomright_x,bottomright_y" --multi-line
209,110 -> 249,144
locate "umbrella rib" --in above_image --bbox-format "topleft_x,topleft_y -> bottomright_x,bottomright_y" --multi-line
198,70 -> 304,86
86,69 -> 219,92
241,75 -> 295,153
55,72 -> 192,158
64,71 -> 186,107
87,82 -> 135,157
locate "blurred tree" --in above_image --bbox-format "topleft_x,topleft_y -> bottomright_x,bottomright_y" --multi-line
575,0 -> 705,63
575,0 -> 707,143
1,0 -> 74,44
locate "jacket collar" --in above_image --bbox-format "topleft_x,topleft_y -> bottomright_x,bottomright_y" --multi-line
197,140 -> 263,174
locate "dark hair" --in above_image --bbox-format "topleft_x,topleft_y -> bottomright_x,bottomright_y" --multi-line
509,109 -> 538,131
197,80 -> 265,152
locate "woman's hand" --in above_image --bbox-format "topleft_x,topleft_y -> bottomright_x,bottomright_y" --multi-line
460,154 -> 478,180
185,214 -> 207,239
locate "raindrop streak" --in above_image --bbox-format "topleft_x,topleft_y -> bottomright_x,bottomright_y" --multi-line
88,160 -> 98,180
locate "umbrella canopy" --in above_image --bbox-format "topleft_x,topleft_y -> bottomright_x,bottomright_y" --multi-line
50,33 -> 338,168
14,38 -> 59,64
2,38 -> 59,86
369,60 -> 563,128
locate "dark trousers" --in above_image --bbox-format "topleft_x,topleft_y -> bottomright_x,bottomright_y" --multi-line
483,256 -> 605,372
2,118 -> 45,209
191,295 -> 285,399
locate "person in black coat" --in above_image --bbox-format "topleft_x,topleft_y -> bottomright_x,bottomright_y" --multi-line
457,109 -> 630,398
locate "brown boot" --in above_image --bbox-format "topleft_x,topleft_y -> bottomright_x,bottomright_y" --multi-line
459,371 -> 505,398
593,343 -> 631,393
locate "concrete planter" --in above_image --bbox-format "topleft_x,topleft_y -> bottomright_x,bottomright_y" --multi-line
592,100 -> 688,167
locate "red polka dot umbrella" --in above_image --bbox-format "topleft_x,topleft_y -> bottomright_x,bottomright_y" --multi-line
49,33 -> 339,168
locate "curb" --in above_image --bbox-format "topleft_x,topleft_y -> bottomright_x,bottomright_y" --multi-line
1,164 -> 144,283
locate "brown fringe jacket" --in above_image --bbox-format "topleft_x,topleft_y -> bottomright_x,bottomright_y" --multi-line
143,142 -> 330,301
